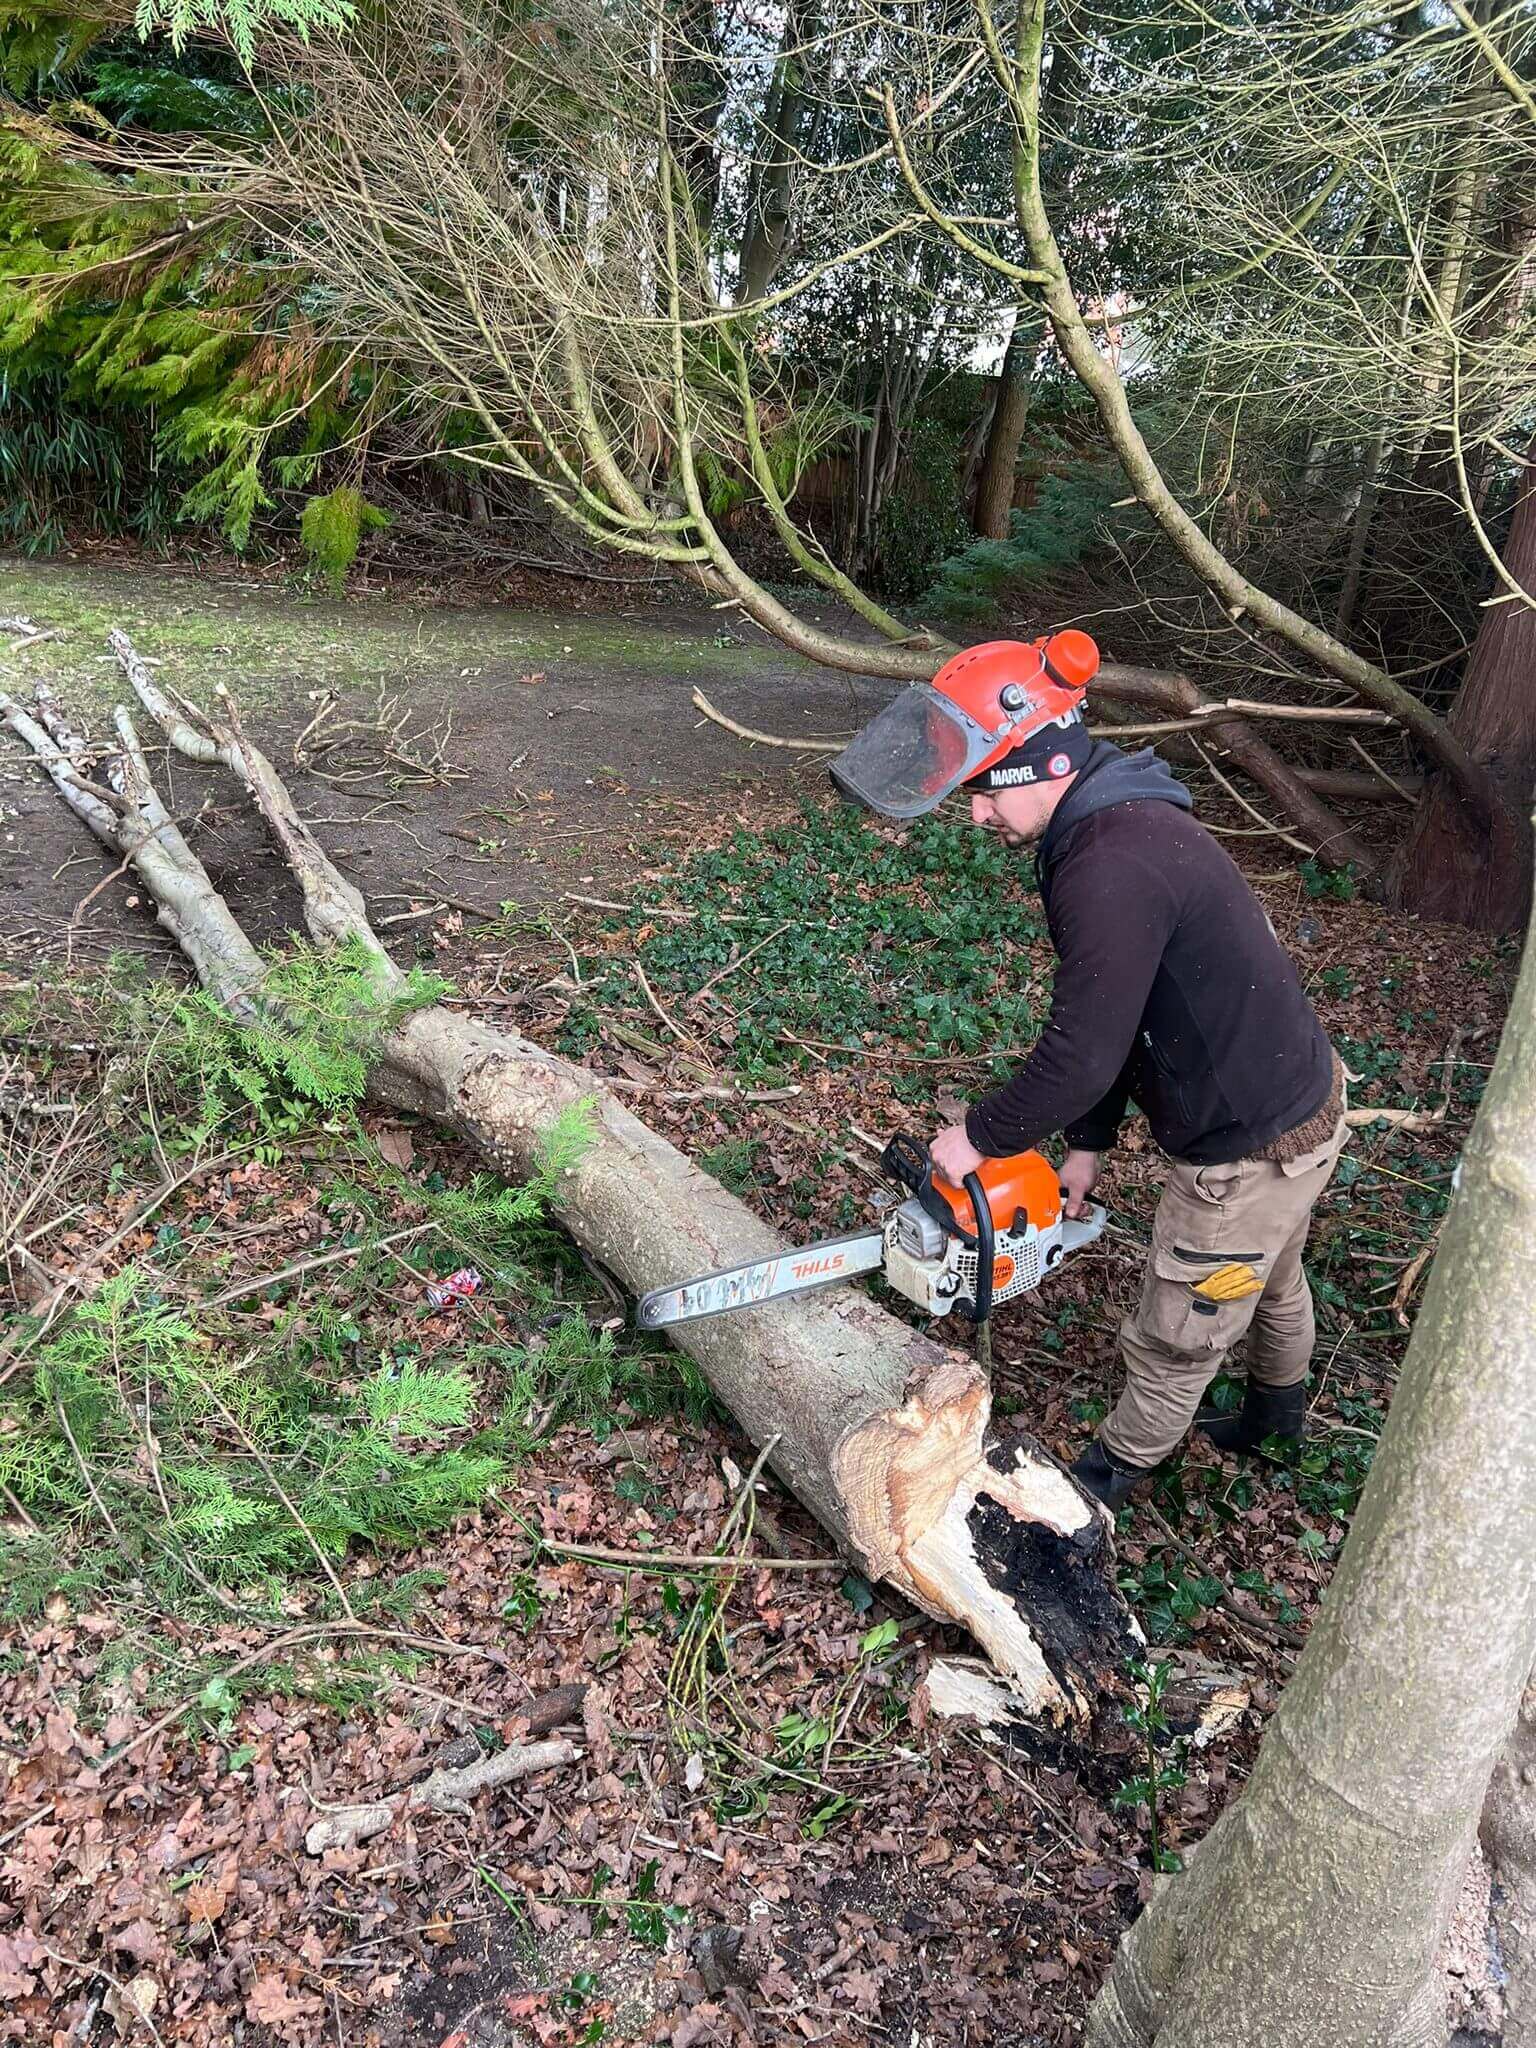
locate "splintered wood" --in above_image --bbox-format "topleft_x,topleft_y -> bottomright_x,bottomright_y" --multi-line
834,1359 -> 1135,1717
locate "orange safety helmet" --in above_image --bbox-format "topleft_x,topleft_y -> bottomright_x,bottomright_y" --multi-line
828,630 -> 1101,819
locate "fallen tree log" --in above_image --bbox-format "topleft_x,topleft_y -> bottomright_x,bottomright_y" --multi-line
1,632 -> 1136,1726
1095,662 -> 1377,873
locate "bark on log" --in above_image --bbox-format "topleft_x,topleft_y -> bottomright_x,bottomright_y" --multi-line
1,636 -> 1137,1726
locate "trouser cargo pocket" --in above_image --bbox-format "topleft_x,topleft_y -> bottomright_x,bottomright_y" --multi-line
1100,1119 -> 1348,1469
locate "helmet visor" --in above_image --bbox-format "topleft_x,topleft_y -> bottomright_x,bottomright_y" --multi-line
828,686 -> 1000,819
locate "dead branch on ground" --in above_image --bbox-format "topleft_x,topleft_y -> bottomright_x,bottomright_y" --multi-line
293,682 -> 467,788
305,1734 -> 581,1853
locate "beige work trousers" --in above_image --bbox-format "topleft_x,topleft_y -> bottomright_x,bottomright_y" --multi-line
1100,1116 -> 1349,1470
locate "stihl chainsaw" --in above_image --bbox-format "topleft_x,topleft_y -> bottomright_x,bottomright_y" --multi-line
638,1134 -> 1105,1331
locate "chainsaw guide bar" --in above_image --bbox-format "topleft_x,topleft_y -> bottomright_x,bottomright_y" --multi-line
637,1134 -> 1105,1332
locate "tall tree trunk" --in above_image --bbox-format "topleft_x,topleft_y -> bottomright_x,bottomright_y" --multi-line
737,0 -> 812,302
970,23 -> 1076,541
1388,457 -> 1536,932
972,311 -> 1042,538
1,634 -> 1138,1729
1088,830 -> 1536,2048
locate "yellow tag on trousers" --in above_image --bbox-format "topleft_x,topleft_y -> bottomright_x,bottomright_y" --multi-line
1193,1261 -> 1264,1302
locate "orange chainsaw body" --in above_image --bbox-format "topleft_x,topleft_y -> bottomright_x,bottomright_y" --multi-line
932,1148 -> 1062,1239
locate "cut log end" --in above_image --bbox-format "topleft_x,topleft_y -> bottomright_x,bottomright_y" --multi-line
835,1365 -> 1138,1721
970,1432 -> 1142,1706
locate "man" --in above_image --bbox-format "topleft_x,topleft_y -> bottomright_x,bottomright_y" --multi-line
828,631 -> 1346,1510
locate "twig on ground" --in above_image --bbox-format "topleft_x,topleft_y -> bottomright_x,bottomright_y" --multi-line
562,891 -> 759,925
93,1622 -> 514,1777
634,959 -> 713,1069
304,1735 -> 581,1854
717,1433 -> 782,1552
1393,1230 -> 1442,1327
404,874 -> 501,920
538,1537 -> 841,1572
1345,1103 -> 1448,1132
1144,1503 -> 1306,1651
199,1376 -> 358,1621
293,684 -> 466,788
691,689 -> 843,752
0,1478 -> 40,1534
774,1028 -> 1023,1066
200,1221 -> 438,1309
376,903 -> 446,927
757,1106 -> 889,1182
40,1948 -> 165,2047
0,1800 -> 55,1852
691,922 -> 794,1002
0,1092 -> 78,1118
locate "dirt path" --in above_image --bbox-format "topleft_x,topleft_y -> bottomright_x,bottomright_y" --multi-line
0,556 -> 893,962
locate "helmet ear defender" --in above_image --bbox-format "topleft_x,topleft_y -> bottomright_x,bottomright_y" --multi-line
827,630 -> 1101,819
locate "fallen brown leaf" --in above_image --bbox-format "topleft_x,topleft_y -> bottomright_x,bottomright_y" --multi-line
375,1125 -> 416,1169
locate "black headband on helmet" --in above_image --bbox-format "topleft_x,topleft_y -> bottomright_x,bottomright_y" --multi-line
963,710 -> 1093,792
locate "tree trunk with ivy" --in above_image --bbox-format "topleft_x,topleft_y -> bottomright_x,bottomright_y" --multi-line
1,631 -> 1138,1730
1088,828 -> 1536,2047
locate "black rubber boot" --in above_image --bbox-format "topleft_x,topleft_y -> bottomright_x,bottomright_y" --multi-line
1070,1437 -> 1148,1511
1197,1379 -> 1306,1454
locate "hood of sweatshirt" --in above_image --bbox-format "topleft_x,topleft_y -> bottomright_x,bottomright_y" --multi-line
1036,741 -> 1194,881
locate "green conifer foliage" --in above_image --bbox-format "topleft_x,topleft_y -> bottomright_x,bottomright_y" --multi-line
0,10 -> 368,550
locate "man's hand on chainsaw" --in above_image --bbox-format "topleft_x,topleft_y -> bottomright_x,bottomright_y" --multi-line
930,1123 -> 986,1185
1059,1147 -> 1101,1219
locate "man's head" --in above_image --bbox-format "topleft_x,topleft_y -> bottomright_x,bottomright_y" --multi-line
961,694 -> 1094,843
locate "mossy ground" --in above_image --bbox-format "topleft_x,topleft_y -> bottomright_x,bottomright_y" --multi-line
1,553 -> 797,717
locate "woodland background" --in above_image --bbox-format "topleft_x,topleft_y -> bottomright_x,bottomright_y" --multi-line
4,3 -> 1536,2045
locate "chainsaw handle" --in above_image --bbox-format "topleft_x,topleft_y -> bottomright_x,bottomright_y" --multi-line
962,1170 -> 995,1327
881,1133 -> 978,1246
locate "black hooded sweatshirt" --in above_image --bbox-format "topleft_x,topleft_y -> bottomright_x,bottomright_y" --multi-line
963,742 -> 1333,1166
